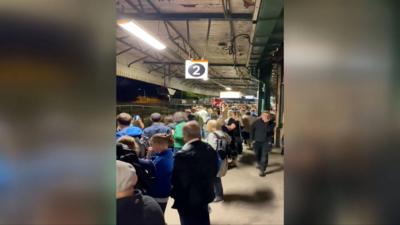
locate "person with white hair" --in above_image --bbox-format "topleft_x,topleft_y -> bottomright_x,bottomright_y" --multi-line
116,160 -> 164,225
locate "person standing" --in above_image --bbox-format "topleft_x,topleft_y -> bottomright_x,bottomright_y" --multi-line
250,111 -> 276,177
170,121 -> 218,225
141,112 -> 171,148
146,134 -> 174,214
142,113 -> 171,139
116,113 -> 143,139
163,115 -> 176,131
223,110 -> 242,167
242,111 -> 255,150
205,119 -> 231,202
172,111 -> 187,151
116,160 -> 165,225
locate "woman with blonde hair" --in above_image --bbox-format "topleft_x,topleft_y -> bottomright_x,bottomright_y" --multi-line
205,119 -> 231,202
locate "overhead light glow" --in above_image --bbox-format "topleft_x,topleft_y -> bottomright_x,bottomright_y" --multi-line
244,95 -> 257,99
225,87 -> 232,91
118,20 -> 166,50
220,91 -> 241,99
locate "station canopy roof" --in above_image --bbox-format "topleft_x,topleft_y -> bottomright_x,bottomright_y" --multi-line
116,0 -> 283,94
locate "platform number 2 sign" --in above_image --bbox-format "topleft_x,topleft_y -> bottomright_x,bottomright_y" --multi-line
185,60 -> 208,80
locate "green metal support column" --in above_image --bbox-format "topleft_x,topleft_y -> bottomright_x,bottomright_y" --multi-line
257,80 -> 264,115
257,63 -> 272,115
264,74 -> 271,110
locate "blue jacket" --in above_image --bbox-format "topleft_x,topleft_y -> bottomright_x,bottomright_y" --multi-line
142,123 -> 171,139
116,126 -> 143,139
148,148 -> 174,199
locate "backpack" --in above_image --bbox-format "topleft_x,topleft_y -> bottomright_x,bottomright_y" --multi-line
116,144 -> 155,194
213,132 -> 228,160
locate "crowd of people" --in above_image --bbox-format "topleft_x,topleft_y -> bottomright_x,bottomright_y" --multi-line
116,103 -> 277,225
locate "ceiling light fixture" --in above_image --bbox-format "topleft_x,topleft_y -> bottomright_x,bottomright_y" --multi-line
118,19 -> 166,50
225,87 -> 232,91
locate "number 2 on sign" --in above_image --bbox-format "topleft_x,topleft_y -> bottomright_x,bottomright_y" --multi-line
193,65 -> 201,75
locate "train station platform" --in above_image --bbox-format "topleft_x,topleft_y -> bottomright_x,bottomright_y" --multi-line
165,147 -> 284,225
115,1 -> 284,224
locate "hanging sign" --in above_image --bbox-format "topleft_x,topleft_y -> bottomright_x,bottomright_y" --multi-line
185,60 -> 208,80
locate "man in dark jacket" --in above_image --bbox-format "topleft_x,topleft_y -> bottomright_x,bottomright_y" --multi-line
170,121 -> 218,225
250,111 -> 276,177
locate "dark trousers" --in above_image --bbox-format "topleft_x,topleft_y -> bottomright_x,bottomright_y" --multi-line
214,177 -> 223,199
157,201 -> 167,214
177,205 -> 210,225
253,141 -> 271,172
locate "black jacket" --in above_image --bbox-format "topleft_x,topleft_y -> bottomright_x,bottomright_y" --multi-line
116,144 -> 155,194
250,118 -> 276,142
170,140 -> 218,209
117,190 -> 165,225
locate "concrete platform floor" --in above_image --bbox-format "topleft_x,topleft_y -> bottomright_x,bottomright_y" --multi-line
165,147 -> 284,225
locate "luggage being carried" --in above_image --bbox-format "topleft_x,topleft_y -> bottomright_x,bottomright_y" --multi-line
213,132 -> 227,160
212,132 -> 230,177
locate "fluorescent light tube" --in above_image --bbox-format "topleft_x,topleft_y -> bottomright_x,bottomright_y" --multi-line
118,20 -> 166,50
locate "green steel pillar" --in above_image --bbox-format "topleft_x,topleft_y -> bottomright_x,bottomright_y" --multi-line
257,63 -> 272,115
257,80 -> 264,115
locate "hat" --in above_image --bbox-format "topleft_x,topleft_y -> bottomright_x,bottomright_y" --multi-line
116,160 -> 137,193
150,112 -> 162,121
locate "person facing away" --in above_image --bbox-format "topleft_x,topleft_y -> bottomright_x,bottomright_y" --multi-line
205,119 -> 231,202
195,106 -> 209,124
223,110 -> 242,167
163,115 -> 176,131
116,112 -> 143,139
172,111 -> 187,151
250,111 -> 276,177
170,121 -> 218,225
242,111 -> 256,149
116,137 -> 156,194
116,160 -> 165,225
142,112 -> 171,149
145,133 -> 174,214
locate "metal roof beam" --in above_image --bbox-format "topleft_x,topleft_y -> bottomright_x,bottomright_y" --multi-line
212,77 -> 252,80
124,0 -> 141,13
201,84 -> 257,87
117,37 -> 158,61
128,56 -> 148,67
120,13 -> 253,21
142,61 -> 247,67
116,46 -> 135,56
144,0 -> 227,82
